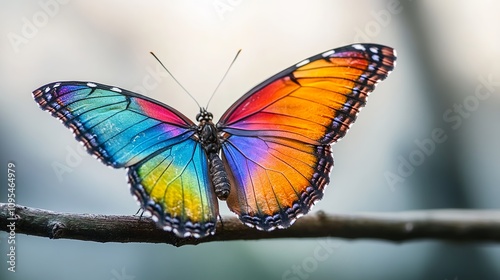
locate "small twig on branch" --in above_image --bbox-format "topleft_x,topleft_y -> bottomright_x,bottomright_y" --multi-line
1,203 -> 500,246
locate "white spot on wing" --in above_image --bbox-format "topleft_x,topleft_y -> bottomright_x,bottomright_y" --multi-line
110,87 -> 122,93
87,82 -> 97,87
163,225 -> 172,231
322,50 -> 335,57
369,46 -> 378,53
372,54 -> 380,62
352,44 -> 366,51
296,59 -> 310,67
244,222 -> 255,228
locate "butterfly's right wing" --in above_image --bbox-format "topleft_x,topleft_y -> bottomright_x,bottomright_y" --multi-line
217,44 -> 396,230
33,82 -> 218,237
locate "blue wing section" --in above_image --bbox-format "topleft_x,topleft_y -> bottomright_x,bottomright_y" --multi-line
33,81 -> 196,167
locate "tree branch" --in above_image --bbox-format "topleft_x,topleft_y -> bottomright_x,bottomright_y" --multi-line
2,203 -> 500,246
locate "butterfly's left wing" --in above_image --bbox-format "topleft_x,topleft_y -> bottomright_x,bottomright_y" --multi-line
33,82 -> 218,237
217,44 -> 396,230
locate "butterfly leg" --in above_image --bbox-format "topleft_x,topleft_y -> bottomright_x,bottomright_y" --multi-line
134,207 -> 144,219
217,214 -> 225,230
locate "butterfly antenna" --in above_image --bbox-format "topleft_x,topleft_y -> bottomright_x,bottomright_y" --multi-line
150,51 -> 201,108
206,49 -> 242,110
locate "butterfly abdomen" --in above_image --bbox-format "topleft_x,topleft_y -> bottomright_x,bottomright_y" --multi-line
208,152 -> 230,200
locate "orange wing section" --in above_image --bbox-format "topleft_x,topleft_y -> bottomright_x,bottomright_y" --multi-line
218,44 -> 396,231
219,44 -> 396,145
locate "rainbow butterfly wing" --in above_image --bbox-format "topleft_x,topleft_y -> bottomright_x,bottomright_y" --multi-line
33,82 -> 218,237
217,44 -> 396,230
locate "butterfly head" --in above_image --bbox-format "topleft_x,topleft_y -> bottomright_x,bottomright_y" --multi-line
196,107 -> 213,122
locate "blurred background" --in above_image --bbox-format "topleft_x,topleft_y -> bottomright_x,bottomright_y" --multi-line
1,0 -> 500,279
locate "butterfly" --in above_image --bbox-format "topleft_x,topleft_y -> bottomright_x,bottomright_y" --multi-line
33,43 -> 396,238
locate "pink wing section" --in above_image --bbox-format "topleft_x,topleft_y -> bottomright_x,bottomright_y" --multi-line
135,98 -> 194,127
